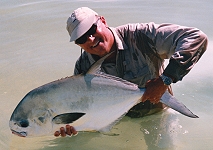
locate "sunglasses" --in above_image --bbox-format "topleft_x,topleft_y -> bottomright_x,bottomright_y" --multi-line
75,18 -> 100,44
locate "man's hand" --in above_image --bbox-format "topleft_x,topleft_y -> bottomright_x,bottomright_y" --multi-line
54,125 -> 78,137
141,77 -> 168,104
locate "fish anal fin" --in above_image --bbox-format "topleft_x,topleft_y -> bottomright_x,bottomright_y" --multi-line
52,112 -> 85,124
100,112 -> 127,133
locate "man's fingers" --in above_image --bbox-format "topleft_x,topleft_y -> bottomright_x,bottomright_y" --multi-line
54,125 -> 78,137
66,125 -> 78,136
70,126 -> 78,136
66,125 -> 72,136
54,131 -> 60,137
141,96 -> 147,102
141,94 -> 161,104
60,127 -> 66,137
141,90 -> 147,102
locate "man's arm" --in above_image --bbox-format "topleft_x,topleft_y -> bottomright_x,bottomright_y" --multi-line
139,23 -> 208,103
152,23 -> 208,82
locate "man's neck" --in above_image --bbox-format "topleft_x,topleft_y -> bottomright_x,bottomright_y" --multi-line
104,42 -> 117,63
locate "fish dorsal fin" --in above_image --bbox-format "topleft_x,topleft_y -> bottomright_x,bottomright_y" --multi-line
86,51 -> 115,75
84,51 -> 138,90
52,113 -> 85,124
94,71 -> 138,89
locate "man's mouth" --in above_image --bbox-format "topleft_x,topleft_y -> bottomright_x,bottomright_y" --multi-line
92,40 -> 100,48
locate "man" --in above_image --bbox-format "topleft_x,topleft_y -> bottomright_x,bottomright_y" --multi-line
54,7 -> 208,137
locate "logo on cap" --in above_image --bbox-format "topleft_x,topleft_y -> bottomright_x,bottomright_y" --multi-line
71,13 -> 76,23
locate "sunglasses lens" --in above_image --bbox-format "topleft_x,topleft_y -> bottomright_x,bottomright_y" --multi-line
87,25 -> 97,36
75,35 -> 87,44
75,24 -> 97,44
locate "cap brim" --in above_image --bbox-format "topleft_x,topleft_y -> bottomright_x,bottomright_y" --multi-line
70,15 -> 97,42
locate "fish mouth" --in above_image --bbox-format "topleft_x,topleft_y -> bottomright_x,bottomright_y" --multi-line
11,129 -> 27,137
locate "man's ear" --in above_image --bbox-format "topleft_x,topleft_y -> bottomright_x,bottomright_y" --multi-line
99,16 -> 108,27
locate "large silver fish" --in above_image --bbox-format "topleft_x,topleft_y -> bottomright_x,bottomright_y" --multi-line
9,52 -> 198,137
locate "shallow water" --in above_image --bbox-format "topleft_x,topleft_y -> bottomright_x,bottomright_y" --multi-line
1,0 -> 213,149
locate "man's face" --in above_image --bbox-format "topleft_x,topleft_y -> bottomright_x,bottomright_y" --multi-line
75,17 -> 114,57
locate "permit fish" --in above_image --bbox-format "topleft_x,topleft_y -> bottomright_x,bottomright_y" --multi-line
9,52 -> 198,137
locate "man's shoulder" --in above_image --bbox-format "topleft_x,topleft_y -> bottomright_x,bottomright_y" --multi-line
114,22 -> 159,32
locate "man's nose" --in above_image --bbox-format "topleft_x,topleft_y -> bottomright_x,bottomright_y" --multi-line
88,35 -> 95,42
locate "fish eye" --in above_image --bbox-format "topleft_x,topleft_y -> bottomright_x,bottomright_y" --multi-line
19,119 -> 29,128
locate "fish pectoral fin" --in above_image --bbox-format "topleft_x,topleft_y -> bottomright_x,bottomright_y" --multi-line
52,112 -> 85,124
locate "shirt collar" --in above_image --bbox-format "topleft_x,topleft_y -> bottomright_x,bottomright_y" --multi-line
108,27 -> 128,50
87,27 -> 128,62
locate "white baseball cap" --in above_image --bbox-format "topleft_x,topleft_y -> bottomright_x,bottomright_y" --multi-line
66,7 -> 98,42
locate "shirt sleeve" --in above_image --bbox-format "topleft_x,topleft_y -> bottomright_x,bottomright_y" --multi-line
73,57 -> 81,75
140,22 -> 208,82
